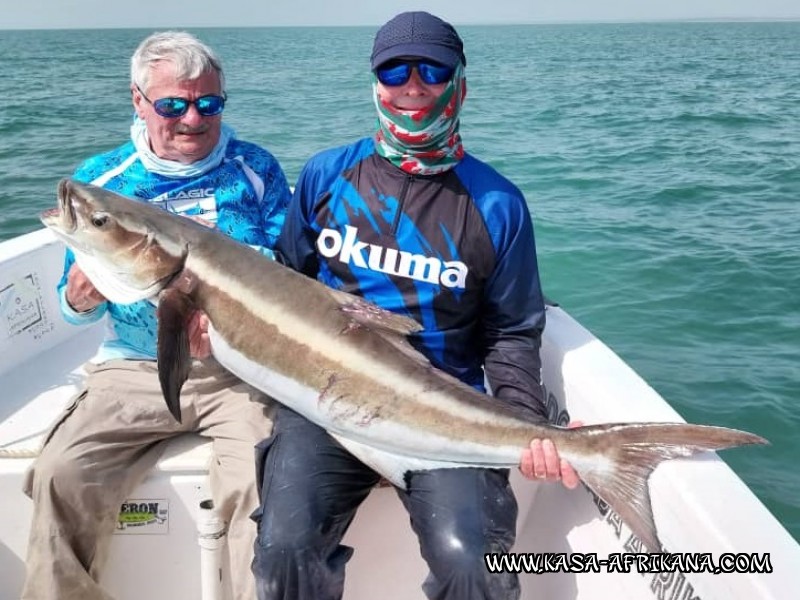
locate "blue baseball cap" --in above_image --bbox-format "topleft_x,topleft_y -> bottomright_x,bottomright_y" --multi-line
371,11 -> 466,71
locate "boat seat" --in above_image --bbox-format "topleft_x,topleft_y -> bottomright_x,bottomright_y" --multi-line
0,321 -> 213,471
0,321 -> 222,599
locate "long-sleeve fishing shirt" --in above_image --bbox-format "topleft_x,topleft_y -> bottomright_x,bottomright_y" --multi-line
57,138 -> 291,363
277,137 -> 548,421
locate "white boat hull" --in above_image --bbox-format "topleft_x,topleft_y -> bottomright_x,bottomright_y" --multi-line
1,229 -> 798,599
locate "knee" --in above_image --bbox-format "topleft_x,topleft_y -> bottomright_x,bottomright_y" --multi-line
255,510 -> 327,555
422,519 -> 518,576
28,447 -> 88,499
425,532 -> 487,575
422,535 -> 519,600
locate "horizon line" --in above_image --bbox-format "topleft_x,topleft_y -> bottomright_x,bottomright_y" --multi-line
3,16 -> 800,32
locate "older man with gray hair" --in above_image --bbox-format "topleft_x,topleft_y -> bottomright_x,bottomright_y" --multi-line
21,31 -> 290,600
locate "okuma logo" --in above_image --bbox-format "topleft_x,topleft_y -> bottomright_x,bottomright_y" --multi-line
317,225 -> 468,289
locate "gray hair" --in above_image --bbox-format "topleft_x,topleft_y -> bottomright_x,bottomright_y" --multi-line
131,31 -> 225,92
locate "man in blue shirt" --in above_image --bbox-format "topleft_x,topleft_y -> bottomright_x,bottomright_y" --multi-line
22,31 -> 290,600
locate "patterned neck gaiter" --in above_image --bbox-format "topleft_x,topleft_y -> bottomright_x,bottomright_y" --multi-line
373,63 -> 466,175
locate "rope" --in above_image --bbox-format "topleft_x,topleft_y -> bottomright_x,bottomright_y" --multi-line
0,428 -> 47,458
0,447 -> 41,458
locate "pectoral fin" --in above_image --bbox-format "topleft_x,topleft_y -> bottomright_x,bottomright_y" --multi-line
156,288 -> 195,422
326,288 -> 423,336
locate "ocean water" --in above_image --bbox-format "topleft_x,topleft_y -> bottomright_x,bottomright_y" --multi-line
0,23 -> 798,542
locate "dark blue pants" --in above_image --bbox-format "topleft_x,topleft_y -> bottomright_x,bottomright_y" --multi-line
251,406 -> 520,600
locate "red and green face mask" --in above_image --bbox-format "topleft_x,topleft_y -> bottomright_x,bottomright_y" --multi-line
373,63 -> 467,175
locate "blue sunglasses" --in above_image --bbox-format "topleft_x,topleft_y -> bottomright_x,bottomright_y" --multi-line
375,60 -> 454,86
136,85 -> 226,118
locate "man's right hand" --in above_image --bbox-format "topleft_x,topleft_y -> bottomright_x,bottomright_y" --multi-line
65,264 -> 106,312
187,310 -> 212,359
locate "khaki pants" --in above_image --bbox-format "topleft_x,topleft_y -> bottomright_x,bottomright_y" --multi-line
21,358 -> 274,600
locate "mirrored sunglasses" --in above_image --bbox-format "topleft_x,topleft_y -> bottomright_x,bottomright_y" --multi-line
375,60 -> 454,87
136,85 -> 226,118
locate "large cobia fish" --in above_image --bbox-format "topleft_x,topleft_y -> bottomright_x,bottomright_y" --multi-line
41,179 -> 767,553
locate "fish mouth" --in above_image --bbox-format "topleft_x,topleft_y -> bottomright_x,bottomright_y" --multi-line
41,179 -> 77,233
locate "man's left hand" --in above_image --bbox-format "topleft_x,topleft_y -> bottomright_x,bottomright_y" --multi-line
519,421 -> 582,489
185,215 -> 215,229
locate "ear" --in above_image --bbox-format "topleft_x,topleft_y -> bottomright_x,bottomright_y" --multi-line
131,84 -> 146,119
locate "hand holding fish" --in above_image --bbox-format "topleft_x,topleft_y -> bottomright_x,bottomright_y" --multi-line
184,215 -> 215,229
65,263 -> 106,313
520,422 -> 582,488
187,310 -> 211,359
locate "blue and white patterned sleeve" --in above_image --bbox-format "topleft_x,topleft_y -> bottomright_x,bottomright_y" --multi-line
217,143 -> 291,259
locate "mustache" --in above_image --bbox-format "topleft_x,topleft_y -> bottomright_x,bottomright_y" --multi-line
175,124 -> 210,135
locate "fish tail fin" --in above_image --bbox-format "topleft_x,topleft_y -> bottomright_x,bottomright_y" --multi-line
572,423 -> 768,553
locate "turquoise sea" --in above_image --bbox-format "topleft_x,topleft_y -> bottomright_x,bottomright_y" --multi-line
1,23 -> 798,542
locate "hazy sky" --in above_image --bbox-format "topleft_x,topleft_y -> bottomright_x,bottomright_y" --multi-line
4,0 -> 799,29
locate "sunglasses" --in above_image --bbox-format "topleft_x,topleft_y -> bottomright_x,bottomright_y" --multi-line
136,85 -> 226,118
375,60 -> 454,87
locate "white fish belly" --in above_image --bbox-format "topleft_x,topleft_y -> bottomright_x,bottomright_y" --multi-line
208,325 -> 522,467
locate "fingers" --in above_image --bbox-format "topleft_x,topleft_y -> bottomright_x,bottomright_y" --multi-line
542,439 -> 560,477
187,311 -> 211,359
65,264 -> 105,312
519,435 -> 581,490
520,439 -> 561,482
519,445 -> 534,479
184,215 -> 215,229
560,459 -> 580,489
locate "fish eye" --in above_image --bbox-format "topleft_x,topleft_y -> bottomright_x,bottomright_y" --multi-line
91,213 -> 110,228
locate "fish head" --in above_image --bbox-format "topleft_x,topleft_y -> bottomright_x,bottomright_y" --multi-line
40,178 -> 188,304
